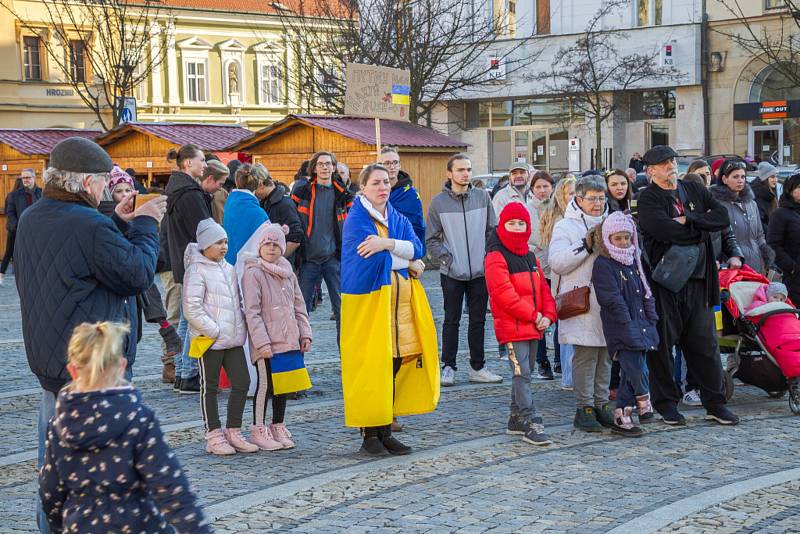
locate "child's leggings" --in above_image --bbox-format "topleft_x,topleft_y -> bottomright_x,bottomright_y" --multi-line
199,347 -> 250,432
253,358 -> 287,426
616,350 -> 650,409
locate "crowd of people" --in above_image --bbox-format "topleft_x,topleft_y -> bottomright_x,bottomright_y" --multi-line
7,133 -> 800,532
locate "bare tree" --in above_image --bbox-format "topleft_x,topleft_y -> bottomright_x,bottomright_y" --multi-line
272,0 -> 541,123
547,0 -> 682,169
0,0 -> 171,130
713,0 -> 800,91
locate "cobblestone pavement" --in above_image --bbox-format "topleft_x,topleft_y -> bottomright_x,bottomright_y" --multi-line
1,270 -> 798,533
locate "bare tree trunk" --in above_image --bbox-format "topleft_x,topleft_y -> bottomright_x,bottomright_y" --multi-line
594,111 -> 603,170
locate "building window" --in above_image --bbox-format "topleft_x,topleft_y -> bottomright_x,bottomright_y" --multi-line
629,89 -> 676,120
69,41 -> 87,82
636,0 -> 662,27
23,36 -> 41,81
260,62 -> 283,104
536,0 -> 550,35
492,0 -> 516,37
185,60 -> 207,103
765,0 -> 785,8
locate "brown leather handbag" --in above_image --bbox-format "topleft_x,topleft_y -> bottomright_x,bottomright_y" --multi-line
555,278 -> 591,320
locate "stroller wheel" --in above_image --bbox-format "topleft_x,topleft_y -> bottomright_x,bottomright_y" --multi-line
768,390 -> 787,399
789,380 -> 800,415
724,370 -> 735,401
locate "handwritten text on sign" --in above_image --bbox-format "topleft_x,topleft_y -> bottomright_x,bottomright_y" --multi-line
344,63 -> 411,121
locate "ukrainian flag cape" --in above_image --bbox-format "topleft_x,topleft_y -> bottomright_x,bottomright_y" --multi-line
340,199 -> 440,427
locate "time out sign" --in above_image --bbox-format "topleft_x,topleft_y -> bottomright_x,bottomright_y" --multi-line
759,100 -> 789,119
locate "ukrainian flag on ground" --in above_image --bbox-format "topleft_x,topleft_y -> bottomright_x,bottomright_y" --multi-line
340,199 -> 439,428
271,350 -> 312,395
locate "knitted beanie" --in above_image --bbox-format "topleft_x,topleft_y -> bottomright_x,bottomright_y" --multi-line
258,223 -> 289,255
766,282 -> 788,300
196,218 -> 227,251
497,202 -> 531,256
108,165 -> 134,192
756,161 -> 778,183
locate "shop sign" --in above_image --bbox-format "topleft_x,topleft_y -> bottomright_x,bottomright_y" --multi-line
488,57 -> 506,82
45,88 -> 75,97
734,99 -> 800,120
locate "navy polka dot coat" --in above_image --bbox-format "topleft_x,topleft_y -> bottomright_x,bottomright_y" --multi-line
39,387 -> 210,533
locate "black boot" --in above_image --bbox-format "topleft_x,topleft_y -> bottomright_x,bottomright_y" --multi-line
380,425 -> 411,455
360,427 -> 389,456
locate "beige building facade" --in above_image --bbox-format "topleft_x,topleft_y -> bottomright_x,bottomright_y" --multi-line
706,0 -> 800,166
0,0 -> 318,131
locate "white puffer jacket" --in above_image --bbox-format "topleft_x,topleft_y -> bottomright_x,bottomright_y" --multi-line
549,200 -> 606,348
183,243 -> 246,350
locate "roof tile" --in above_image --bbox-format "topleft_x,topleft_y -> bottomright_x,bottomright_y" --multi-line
0,129 -> 101,156
99,122 -> 254,152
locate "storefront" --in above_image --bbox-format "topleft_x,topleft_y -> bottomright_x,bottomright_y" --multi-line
734,100 -> 800,167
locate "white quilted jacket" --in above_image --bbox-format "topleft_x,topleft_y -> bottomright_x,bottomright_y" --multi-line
549,200 -> 606,348
182,243 -> 246,350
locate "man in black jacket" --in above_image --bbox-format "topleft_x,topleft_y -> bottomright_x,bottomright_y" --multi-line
0,169 -> 41,284
637,145 -> 740,426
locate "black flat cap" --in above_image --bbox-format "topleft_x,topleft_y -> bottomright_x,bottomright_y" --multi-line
642,145 -> 679,166
49,137 -> 113,174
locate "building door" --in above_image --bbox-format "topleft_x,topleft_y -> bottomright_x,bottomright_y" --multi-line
647,123 -> 669,149
749,124 -> 783,165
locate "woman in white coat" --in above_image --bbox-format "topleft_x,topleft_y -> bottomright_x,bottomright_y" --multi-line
549,176 -> 611,433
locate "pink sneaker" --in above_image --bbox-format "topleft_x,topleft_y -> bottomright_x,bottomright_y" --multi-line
249,424 -> 283,451
224,428 -> 259,453
269,423 -> 295,449
205,428 -> 235,455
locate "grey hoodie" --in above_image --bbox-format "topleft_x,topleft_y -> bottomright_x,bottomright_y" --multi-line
425,181 -> 495,281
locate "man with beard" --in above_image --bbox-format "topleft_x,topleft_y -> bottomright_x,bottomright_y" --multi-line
637,145 -> 739,426
492,163 -> 532,217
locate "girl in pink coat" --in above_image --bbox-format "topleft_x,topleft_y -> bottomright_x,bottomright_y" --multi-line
242,224 -> 312,450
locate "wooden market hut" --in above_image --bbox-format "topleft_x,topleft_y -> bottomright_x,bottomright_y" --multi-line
95,122 -> 255,188
227,114 -> 469,211
0,128 -> 101,256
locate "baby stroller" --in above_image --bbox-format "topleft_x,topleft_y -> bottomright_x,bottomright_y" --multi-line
718,267 -> 800,415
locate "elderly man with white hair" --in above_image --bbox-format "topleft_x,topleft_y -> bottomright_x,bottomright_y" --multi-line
14,136 -> 165,533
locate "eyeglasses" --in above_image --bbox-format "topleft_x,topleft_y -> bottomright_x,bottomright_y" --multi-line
382,160 -> 400,167
316,161 -> 334,168
580,195 -> 606,204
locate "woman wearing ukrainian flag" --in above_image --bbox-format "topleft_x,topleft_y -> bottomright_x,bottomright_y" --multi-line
340,163 -> 440,456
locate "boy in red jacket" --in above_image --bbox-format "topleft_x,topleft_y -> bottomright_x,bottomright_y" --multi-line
485,203 -> 558,445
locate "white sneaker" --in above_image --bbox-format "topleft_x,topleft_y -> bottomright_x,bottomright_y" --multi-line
682,389 -> 702,407
441,366 -> 455,387
469,367 -> 503,384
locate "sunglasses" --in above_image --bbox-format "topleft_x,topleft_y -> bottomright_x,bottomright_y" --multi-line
723,161 -> 746,175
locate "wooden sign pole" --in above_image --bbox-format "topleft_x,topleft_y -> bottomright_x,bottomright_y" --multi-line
375,117 -> 382,160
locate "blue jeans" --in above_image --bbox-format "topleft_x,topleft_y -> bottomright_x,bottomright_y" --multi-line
176,304 -> 199,380
37,390 -> 56,533
616,350 -> 650,409
299,258 -> 341,334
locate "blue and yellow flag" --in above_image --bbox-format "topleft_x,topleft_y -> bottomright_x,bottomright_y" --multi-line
391,84 -> 410,105
271,350 -> 312,395
340,199 -> 439,428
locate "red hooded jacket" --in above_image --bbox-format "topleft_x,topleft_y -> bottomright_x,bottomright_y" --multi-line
485,231 -> 558,344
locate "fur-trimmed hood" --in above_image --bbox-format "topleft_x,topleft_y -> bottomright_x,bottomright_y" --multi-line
709,183 -> 755,204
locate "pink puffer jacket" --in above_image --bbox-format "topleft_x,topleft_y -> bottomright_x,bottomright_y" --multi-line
182,243 -> 246,350
241,256 -> 312,362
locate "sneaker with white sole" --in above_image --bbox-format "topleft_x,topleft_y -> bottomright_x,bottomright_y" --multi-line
441,366 -> 455,387
682,389 -> 702,407
269,423 -> 295,449
469,367 -> 503,384
249,424 -> 283,451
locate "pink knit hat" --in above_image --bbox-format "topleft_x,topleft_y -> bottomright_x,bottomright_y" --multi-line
601,211 -> 652,298
258,223 -> 289,255
108,165 -> 134,192
601,211 -> 635,244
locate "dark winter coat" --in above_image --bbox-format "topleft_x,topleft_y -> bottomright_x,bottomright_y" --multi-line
709,183 -> 774,273
5,186 -> 41,232
750,179 -> 778,234
591,237 -> 659,355
165,171 -> 212,284
156,218 -> 170,273
262,183 -> 304,246
484,231 -> 557,344
767,196 -> 800,303
290,177 -> 354,263
629,158 -> 645,174
389,171 -> 426,256
637,180 -> 729,306
711,225 -> 744,263
40,387 -> 209,534
14,192 -> 158,393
